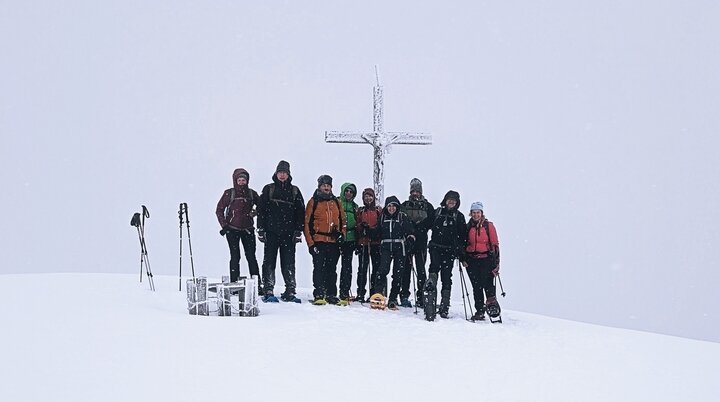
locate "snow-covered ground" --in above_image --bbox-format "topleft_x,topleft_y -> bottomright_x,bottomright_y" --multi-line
2,273 -> 717,402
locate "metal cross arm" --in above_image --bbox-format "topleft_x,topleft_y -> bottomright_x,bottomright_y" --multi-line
325,131 -> 375,144
385,132 -> 433,145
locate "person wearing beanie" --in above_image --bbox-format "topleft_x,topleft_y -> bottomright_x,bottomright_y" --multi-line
355,188 -> 383,301
256,160 -> 305,303
462,201 -> 501,321
337,183 -> 359,304
427,190 -> 467,318
305,175 -> 346,305
215,168 -> 262,292
400,178 -> 435,308
373,195 -> 415,309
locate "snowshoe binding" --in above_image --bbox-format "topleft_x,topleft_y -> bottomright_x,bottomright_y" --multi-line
369,293 -> 387,310
486,297 -> 502,323
312,296 -> 328,305
423,275 -> 437,321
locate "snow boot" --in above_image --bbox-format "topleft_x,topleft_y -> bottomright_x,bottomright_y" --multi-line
387,300 -> 399,310
262,294 -> 279,303
280,292 -> 301,303
325,296 -> 340,305
439,288 -> 451,319
471,308 -> 485,321
400,298 -> 412,308
312,296 -> 328,305
423,273 -> 437,321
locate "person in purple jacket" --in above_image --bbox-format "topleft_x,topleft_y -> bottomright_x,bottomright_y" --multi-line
216,168 -> 262,290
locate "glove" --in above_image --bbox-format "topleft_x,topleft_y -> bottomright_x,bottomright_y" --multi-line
308,245 -> 320,255
336,234 -> 344,243
293,230 -> 302,243
257,230 -> 266,243
492,266 -> 500,276
405,235 -> 416,251
219,227 -> 228,236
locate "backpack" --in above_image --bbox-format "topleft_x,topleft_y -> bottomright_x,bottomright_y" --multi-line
224,188 -> 257,220
267,183 -> 299,206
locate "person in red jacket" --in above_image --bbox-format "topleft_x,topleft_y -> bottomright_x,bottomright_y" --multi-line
461,201 -> 500,321
216,168 -> 261,289
355,188 -> 382,302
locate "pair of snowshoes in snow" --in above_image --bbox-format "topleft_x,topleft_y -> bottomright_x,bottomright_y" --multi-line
263,293 -> 301,303
473,297 -> 501,323
423,276 -> 437,321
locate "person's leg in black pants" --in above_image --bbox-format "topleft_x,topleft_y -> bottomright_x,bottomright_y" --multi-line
338,242 -> 355,299
239,229 -> 262,290
225,229 -> 242,282
278,233 -> 297,297
261,232 -> 281,296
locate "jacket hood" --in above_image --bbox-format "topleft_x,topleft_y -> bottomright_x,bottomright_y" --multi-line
362,187 -> 376,206
440,190 -> 461,209
341,182 -> 357,200
383,195 -> 401,215
233,168 -> 250,190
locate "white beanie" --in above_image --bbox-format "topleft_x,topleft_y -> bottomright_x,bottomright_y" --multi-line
470,201 -> 484,212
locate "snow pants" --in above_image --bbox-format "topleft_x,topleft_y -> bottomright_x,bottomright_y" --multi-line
311,242 -> 341,298
356,243 -> 381,299
429,247 -> 456,304
376,246 -> 406,300
226,228 -> 261,286
261,231 -> 297,296
338,241 -> 356,299
466,256 -> 496,312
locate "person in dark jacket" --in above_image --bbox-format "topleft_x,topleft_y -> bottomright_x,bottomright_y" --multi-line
355,188 -> 382,302
428,190 -> 467,318
257,161 -> 305,303
338,182 -> 359,303
400,178 -> 435,307
305,175 -> 346,305
374,196 -> 415,309
216,168 -> 261,288
462,201 -> 501,321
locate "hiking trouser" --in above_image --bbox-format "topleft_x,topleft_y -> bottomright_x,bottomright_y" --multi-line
466,256 -> 496,312
311,242 -> 341,298
262,231 -> 297,296
338,241 -> 356,299
356,243 -> 381,299
226,228 -> 261,286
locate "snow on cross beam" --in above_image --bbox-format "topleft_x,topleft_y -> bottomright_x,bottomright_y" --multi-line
324,69 -> 432,204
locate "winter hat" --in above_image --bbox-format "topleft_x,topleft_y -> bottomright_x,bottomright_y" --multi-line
317,174 -> 333,187
470,201 -> 484,212
440,190 -> 461,209
410,178 -> 423,194
233,168 -> 250,183
362,188 -> 375,199
275,160 -> 291,175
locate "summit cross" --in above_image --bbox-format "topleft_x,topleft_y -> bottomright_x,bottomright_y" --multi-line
325,69 -> 432,204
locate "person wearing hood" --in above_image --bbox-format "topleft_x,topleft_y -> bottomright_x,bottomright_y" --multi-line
304,175 -> 346,305
257,161 -> 305,303
355,188 -> 383,302
428,190 -> 467,318
216,168 -> 262,290
462,202 -> 501,321
374,195 -> 415,309
337,182 -> 359,304
400,178 -> 435,308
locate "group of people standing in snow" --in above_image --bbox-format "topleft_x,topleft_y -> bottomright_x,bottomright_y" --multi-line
216,160 -> 501,320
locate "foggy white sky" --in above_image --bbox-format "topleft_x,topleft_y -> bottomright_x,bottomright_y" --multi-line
1,1 -> 718,342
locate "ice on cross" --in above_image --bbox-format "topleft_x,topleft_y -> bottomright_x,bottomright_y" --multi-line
325,68 -> 432,204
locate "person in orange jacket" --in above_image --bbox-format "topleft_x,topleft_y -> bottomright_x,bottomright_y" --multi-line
461,201 -> 500,320
304,175 -> 346,305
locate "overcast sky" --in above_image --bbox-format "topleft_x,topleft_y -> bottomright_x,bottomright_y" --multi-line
1,0 -> 718,342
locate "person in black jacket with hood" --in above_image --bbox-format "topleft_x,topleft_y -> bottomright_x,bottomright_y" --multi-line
374,196 -> 415,309
257,160 -> 305,303
428,190 -> 467,318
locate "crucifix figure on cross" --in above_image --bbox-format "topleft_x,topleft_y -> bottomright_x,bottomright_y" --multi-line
325,68 -> 432,204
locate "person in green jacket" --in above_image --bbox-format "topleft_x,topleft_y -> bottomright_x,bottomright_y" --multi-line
338,182 -> 359,303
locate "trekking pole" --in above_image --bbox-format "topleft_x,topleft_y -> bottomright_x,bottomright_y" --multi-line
411,261 -> 418,315
457,260 -> 469,320
181,203 -> 197,283
141,205 -> 155,291
178,203 -> 185,291
131,212 -> 143,282
497,275 -> 506,297
458,260 -> 474,320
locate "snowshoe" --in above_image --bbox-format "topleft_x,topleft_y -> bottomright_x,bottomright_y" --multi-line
423,276 -> 437,321
369,293 -> 387,310
280,293 -> 302,303
486,297 -> 502,323
325,296 -> 340,305
352,295 -> 366,303
336,298 -> 350,306
387,300 -> 399,310
400,298 -> 412,308
438,305 -> 449,319
262,294 -> 279,303
312,296 -> 328,306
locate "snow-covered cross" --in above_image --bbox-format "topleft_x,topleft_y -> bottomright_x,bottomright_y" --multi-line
325,68 -> 432,204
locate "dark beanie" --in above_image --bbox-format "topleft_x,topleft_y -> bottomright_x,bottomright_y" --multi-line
410,178 -> 423,194
276,160 -> 291,175
317,174 -> 333,187
362,188 -> 375,199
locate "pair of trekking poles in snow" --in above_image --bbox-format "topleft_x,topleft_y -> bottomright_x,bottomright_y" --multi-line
130,205 -> 156,291
457,259 -> 506,321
